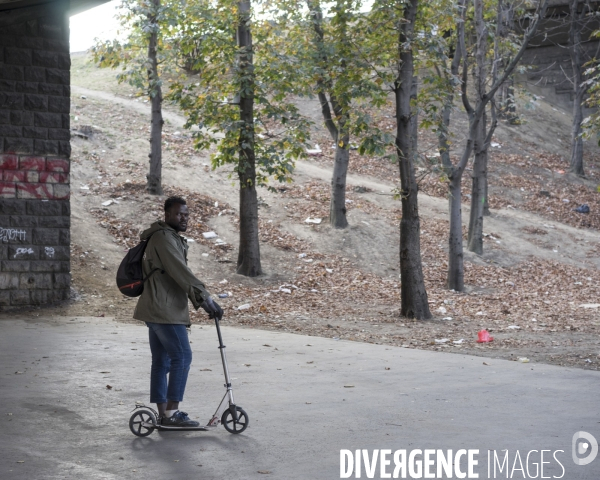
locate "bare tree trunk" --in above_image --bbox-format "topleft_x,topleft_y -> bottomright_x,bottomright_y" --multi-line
446,0 -> 469,291
307,0 -> 351,228
468,121 -> 487,255
497,2 -> 517,124
467,0 -> 488,255
437,49 -> 461,173
330,134 -> 350,228
146,0 -> 163,195
569,0 -> 585,177
438,102 -> 453,171
449,0 -> 547,289
396,0 -> 431,320
503,80 -> 518,124
236,0 -> 262,277
482,160 -> 490,216
570,88 -> 585,176
447,174 -> 464,291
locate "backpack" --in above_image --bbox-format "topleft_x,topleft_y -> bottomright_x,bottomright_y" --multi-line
116,234 -> 163,297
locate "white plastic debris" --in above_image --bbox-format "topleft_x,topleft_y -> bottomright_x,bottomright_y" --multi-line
202,253 -> 209,257
80,185 -> 90,190
306,145 -> 322,155
437,307 -> 447,314
214,201 -> 219,207
237,304 -> 251,310
298,253 -> 307,258
507,325 -> 521,330
453,339 -> 465,344
102,200 -> 113,206
305,217 -> 322,224
280,288 -> 292,294
491,142 -> 501,148
325,268 -> 333,274
219,279 -> 228,284
518,357 -> 530,363
435,338 -> 449,344
580,304 -> 600,309
202,231 -> 218,239
442,317 -> 453,321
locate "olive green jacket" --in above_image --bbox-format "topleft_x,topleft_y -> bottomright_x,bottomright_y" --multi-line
133,221 -> 210,325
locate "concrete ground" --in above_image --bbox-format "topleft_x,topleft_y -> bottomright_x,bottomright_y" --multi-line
1,315 -> 599,480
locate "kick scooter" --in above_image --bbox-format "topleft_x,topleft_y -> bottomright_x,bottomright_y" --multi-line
129,315 -> 249,436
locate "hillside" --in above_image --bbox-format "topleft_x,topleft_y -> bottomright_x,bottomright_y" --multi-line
41,53 -> 600,370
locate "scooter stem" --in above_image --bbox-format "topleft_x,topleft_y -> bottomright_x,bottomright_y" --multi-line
215,317 -> 235,404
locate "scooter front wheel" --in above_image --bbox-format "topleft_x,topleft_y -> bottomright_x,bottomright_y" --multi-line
129,409 -> 156,437
222,406 -> 249,434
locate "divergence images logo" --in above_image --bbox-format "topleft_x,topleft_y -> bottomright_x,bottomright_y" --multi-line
572,431 -> 598,466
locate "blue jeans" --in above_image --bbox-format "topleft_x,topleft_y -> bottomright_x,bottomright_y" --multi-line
146,323 -> 192,404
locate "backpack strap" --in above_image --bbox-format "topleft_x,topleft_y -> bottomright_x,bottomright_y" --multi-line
141,231 -> 165,283
142,267 -> 164,283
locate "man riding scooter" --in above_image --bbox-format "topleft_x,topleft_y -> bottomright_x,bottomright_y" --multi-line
133,196 -> 223,427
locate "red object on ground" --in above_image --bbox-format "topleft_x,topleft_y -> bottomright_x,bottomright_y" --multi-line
477,330 -> 494,343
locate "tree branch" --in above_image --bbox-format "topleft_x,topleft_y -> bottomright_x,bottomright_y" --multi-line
307,0 -> 339,141
480,0 -> 549,114
458,0 -> 473,115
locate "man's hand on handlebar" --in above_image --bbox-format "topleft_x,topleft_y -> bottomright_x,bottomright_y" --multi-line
200,297 -> 223,320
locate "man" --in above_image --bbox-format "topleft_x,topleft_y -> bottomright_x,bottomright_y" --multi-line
133,196 -> 223,427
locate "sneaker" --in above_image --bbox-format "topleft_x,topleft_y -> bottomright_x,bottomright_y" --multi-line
161,411 -> 200,427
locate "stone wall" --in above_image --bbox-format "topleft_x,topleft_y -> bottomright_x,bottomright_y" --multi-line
0,0 -> 71,309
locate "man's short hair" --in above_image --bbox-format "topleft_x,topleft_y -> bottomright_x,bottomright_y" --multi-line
164,196 -> 187,212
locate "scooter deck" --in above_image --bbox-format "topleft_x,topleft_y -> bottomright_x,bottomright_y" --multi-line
142,422 -> 217,431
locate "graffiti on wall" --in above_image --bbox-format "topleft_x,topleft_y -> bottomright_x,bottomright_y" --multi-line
0,228 -> 26,242
13,247 -> 34,257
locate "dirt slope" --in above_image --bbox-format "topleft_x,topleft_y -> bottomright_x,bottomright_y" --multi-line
37,56 -> 600,371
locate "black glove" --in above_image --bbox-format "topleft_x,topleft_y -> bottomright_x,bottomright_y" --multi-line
200,297 -> 223,320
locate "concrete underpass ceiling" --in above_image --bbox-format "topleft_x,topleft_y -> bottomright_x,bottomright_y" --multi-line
0,0 -> 110,16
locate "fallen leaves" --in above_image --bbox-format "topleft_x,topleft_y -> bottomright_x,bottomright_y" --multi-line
71,90 -> 600,372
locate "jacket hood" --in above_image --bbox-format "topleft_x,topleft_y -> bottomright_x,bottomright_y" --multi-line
140,221 -> 176,240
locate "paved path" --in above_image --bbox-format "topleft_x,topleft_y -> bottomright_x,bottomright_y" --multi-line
1,315 -> 598,479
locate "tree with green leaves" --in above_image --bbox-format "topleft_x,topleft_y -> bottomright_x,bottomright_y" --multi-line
466,0 -> 549,256
353,0 -> 431,319
92,0 -> 174,195
273,0 -> 381,229
446,0 -> 547,289
418,0 -> 548,288
169,0 -> 311,277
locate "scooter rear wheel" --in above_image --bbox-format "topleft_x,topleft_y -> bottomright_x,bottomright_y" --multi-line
221,406 -> 249,434
129,409 -> 156,437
